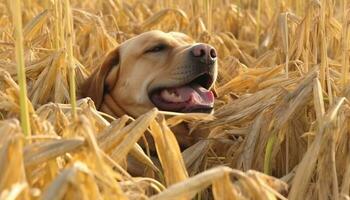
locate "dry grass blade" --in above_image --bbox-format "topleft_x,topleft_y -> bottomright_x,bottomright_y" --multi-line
23,10 -> 49,41
129,143 -> 160,172
23,138 -> 84,167
341,9 -> 350,87
204,0 -> 212,33
97,115 -> 131,152
140,8 -> 189,30
0,121 -> 27,198
217,65 -> 284,96
91,110 -> 159,172
41,162 -> 118,200
150,117 -> 188,186
289,97 -> 346,200
313,78 -> 325,129
264,70 -> 317,173
150,166 -> 233,200
246,170 -> 288,200
0,182 -> 28,200
237,113 -> 263,170
165,112 -> 215,127
8,0 -> 31,137
279,13 -> 289,78
0,70 -> 35,116
212,172 -> 237,200
272,70 -> 317,130
340,156 -> 350,199
182,140 -> 210,174
151,166 -> 286,200
109,108 -> 157,162
64,0 -> 77,118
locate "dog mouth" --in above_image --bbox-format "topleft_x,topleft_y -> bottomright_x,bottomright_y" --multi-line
149,73 -> 215,113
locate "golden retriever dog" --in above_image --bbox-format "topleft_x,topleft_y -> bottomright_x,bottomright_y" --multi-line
81,30 -> 217,148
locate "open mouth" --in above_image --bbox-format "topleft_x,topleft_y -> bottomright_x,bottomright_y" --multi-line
149,73 -> 215,113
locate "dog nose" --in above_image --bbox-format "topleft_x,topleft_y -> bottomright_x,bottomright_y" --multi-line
191,44 -> 217,64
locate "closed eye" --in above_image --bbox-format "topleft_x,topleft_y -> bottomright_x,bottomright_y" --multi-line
145,44 -> 168,53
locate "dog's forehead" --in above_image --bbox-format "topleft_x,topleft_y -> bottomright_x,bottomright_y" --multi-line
167,32 -> 194,43
138,30 -> 193,43
121,31 -> 193,51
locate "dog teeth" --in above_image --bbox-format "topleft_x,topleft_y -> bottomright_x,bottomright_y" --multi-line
161,89 -> 184,102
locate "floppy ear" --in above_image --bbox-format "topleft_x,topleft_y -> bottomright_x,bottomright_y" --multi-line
80,47 -> 120,109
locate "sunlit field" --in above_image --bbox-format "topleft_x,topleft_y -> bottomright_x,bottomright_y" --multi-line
0,0 -> 349,199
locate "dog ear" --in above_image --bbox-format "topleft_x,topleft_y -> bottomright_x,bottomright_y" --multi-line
80,47 -> 120,109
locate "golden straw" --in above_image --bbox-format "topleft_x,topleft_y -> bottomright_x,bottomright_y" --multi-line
11,0 -> 32,137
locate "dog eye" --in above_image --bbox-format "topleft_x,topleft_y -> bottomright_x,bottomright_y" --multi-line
146,44 -> 167,53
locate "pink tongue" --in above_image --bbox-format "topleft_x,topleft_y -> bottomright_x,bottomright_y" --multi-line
160,84 -> 214,106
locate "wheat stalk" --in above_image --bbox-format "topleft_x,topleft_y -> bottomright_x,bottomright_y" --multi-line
64,0 -> 77,118
10,0 -> 31,137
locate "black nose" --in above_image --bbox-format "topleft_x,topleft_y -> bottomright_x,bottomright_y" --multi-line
190,44 -> 217,65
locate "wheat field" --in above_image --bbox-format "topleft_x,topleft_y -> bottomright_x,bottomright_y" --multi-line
0,0 -> 350,199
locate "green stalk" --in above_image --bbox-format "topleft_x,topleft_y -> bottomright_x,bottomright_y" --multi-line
264,134 -> 276,174
11,0 -> 32,137
64,0 -> 77,119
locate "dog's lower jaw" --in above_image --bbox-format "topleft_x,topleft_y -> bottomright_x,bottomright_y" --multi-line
100,94 -> 128,117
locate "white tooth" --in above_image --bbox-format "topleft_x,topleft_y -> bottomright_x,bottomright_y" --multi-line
161,90 -> 183,102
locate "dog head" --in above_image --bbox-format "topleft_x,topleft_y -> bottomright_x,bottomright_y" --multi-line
81,30 -> 218,118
